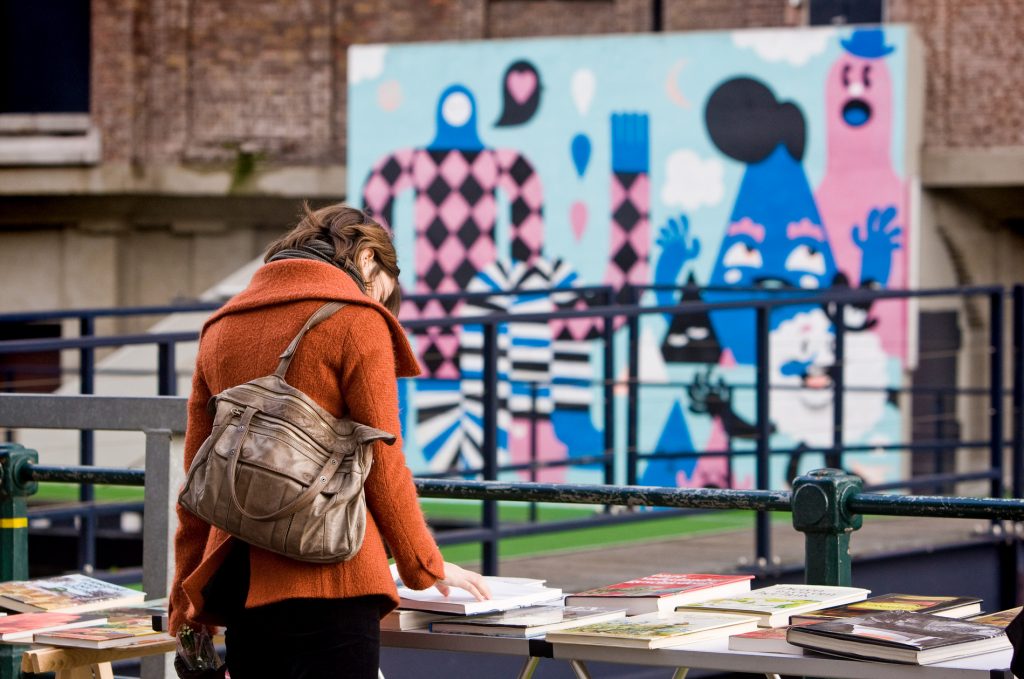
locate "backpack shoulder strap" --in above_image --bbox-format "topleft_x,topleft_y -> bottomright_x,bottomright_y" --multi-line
274,301 -> 347,380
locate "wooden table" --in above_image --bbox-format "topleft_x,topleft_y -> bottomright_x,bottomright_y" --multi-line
20,637 -> 175,679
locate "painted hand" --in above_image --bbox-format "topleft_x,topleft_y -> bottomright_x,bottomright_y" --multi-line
687,369 -> 731,419
852,205 -> 902,286
655,214 -> 701,309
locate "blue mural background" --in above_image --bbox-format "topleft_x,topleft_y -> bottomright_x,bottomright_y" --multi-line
347,26 -> 916,489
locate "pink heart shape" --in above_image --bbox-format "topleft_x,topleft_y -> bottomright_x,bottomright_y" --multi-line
570,201 -> 588,241
507,70 -> 537,105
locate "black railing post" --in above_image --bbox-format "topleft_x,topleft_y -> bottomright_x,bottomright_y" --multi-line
830,303 -> 845,470
481,322 -> 499,575
528,380 -> 538,523
792,468 -> 863,586
755,306 -> 772,565
1013,285 -> 1023,500
626,286 -> 640,486
157,341 -> 177,396
78,315 -> 96,573
990,292 -> 1005,500
603,289 -> 616,487
0,443 -> 38,679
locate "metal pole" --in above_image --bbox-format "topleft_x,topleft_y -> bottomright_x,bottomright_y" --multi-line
603,289 -> 616,487
830,303 -> 845,470
791,468 -> 863,586
990,292 -> 1005,499
626,286 -> 640,486
481,323 -> 499,575
755,307 -> 772,566
157,341 -> 176,396
78,316 -> 96,573
529,381 -> 538,523
1012,285 -> 1023,500
0,444 -> 38,679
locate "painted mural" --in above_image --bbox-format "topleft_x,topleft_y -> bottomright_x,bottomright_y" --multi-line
347,26 -> 919,490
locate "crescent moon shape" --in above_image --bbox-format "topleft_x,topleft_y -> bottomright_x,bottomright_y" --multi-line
666,59 -> 691,109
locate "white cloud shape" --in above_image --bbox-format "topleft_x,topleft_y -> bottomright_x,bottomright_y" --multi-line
661,149 -> 724,211
349,45 -> 388,84
731,28 -> 834,66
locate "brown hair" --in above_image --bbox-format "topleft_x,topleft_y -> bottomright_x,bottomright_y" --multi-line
265,203 -> 402,315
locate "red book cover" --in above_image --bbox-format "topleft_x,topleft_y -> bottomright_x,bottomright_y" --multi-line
570,573 -> 754,598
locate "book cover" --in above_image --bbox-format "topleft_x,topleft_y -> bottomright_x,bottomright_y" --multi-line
545,611 -> 760,649
0,611 -> 108,642
0,574 -> 145,614
564,573 -> 754,615
786,610 -> 1011,664
429,606 -> 627,638
676,584 -> 870,627
396,577 -> 562,615
34,616 -> 172,650
790,593 -> 982,624
967,606 -> 1023,628
728,625 -> 805,655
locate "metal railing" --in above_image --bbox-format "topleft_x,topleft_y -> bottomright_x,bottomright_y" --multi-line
1,284 -> 1020,575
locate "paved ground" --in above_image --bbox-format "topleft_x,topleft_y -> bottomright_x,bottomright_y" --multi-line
466,514 -> 1000,592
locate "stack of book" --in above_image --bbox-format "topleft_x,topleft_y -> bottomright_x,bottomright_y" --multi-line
676,584 -> 871,627
564,573 -> 754,615
388,575 -> 562,622
785,610 -> 1011,664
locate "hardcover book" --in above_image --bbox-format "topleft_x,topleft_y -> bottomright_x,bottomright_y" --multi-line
676,584 -> 870,627
0,611 -> 108,642
0,575 -> 145,614
728,623 -> 814,655
564,573 -> 755,615
396,577 -> 562,615
966,607 -> 1023,628
786,610 -> 1011,664
381,609 -> 449,631
429,606 -> 627,638
545,611 -> 760,649
789,593 -> 982,625
34,616 -> 172,650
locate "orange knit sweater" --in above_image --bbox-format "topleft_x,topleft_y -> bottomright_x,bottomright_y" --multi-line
168,259 -> 446,634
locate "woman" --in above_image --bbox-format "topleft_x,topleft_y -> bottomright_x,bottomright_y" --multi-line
169,203 -> 489,678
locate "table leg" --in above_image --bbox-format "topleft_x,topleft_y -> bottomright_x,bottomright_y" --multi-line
763,674 -> 781,679
515,657 -> 541,679
568,659 -> 593,679
670,668 -> 689,679
55,663 -> 114,679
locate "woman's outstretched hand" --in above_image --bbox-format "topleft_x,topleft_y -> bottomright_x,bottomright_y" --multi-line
435,562 -> 492,601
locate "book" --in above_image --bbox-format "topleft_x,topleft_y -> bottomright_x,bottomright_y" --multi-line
789,593 -> 982,625
429,606 -> 627,638
786,610 -> 1011,664
34,615 -> 172,650
0,574 -> 145,614
0,611 -> 109,642
396,577 -> 562,615
545,611 -> 760,649
676,584 -> 870,627
563,573 -> 755,616
728,623 -> 812,655
967,606 -> 1023,628
381,609 -> 449,631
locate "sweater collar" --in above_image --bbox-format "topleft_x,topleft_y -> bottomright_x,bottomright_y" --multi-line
204,259 -> 421,377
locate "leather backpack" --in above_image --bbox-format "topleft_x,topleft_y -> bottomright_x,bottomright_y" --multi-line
178,301 -> 395,563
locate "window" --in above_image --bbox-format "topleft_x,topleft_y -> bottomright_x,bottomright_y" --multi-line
0,0 -> 90,114
809,0 -> 884,25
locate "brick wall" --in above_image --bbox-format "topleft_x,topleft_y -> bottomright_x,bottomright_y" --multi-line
89,0 -> 1024,166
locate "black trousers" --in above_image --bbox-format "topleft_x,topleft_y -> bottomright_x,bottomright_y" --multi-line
204,540 -> 385,679
224,596 -> 383,679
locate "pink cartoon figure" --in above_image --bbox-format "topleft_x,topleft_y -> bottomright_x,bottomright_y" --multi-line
815,28 -> 907,357
361,84 -> 544,379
